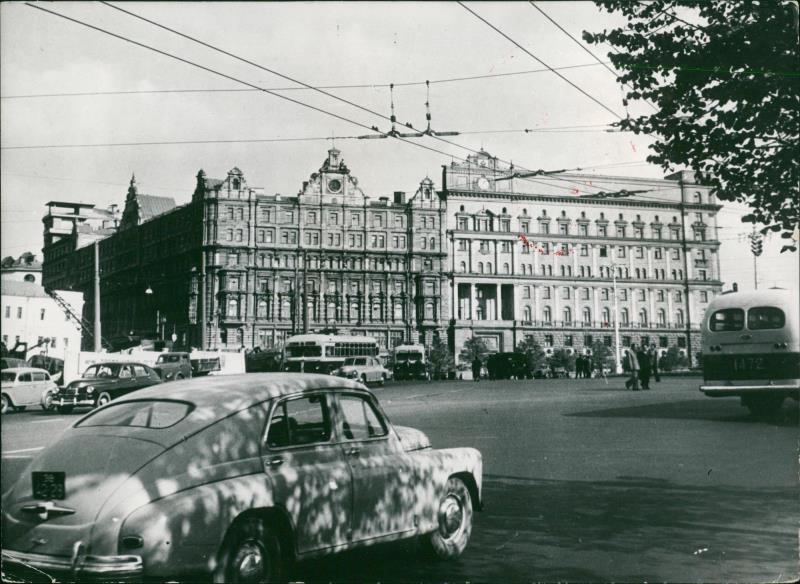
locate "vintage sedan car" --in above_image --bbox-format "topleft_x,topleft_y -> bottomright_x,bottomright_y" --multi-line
1,374 -> 483,582
1,367 -> 59,414
334,356 -> 390,384
52,362 -> 162,414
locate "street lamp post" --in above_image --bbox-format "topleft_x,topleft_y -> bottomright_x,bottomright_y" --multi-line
611,265 -> 623,374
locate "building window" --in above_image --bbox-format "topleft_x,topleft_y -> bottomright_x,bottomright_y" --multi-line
675,309 -> 685,325
634,227 -> 643,238
4,306 -> 9,318
544,333 -> 554,347
559,223 -> 568,235
458,217 -> 469,230
582,307 -> 591,324
563,307 -> 572,324
616,226 -> 626,238
601,288 -> 610,301
564,335 -> 573,347
604,335 -> 612,347
621,308 -> 629,325
543,307 -> 552,323
542,287 -> 551,300
677,336 -> 687,348
520,220 -> 530,233
657,309 -> 666,325
579,224 -> 588,236
599,246 -> 608,258
539,222 -> 550,234
580,244 -> 588,257
598,225 -> 607,237
700,291 -> 709,302
675,291 -> 683,302
500,219 -> 510,232
639,308 -> 648,326
458,240 -> 468,251
523,286 -> 531,299
17,307 -> 22,319
622,335 -> 632,347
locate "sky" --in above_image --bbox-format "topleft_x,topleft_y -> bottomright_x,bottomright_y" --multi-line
1,1 -> 796,291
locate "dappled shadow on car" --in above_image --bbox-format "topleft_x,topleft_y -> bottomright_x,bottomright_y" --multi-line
565,398 -> 799,426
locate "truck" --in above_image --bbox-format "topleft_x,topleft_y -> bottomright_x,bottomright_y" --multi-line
392,344 -> 429,380
152,352 -> 193,381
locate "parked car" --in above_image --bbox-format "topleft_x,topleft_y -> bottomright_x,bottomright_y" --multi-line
0,373 -> 483,582
52,362 -> 162,414
334,356 -> 390,384
152,352 -> 193,381
486,352 -> 533,380
26,355 -> 65,385
1,368 -> 59,414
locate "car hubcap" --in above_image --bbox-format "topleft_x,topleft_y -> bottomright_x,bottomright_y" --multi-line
98,396 -> 109,405
438,494 -> 464,539
233,540 -> 266,583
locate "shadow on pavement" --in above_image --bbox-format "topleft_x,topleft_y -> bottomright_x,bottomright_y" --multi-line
565,399 -> 799,426
290,474 -> 797,583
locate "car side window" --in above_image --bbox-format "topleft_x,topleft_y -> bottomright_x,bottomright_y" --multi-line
32,372 -> 46,382
339,395 -> 388,441
119,366 -> 132,379
18,373 -> 32,383
133,365 -> 148,378
267,394 -> 332,449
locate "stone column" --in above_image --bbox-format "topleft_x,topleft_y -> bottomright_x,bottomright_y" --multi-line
471,283 -> 478,321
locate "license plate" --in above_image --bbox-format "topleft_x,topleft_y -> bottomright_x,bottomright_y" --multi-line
733,356 -> 766,372
32,472 -> 65,500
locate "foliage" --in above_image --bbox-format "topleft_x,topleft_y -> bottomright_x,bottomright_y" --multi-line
515,336 -> 548,372
549,348 -> 576,372
585,1 -> 799,251
458,337 -> 489,368
660,346 -> 689,372
590,340 -> 614,370
428,339 -> 455,378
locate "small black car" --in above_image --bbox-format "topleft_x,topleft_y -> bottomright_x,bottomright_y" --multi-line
53,362 -> 162,413
486,352 -> 533,380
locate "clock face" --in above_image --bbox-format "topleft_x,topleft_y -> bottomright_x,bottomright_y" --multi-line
476,177 -> 490,190
327,178 -> 342,193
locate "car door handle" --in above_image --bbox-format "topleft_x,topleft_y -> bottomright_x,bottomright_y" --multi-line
266,457 -> 284,468
346,447 -> 360,457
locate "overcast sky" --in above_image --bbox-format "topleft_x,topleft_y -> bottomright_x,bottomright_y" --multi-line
1,1 -> 796,291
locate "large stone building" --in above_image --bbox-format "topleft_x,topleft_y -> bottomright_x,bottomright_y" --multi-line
443,150 -> 722,366
41,148 -> 722,364
41,149 -> 447,352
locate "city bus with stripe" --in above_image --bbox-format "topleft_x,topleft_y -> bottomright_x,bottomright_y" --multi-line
283,334 -> 379,374
700,287 -> 799,418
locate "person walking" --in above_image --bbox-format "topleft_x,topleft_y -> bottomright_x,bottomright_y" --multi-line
471,356 -> 482,382
575,355 -> 584,379
649,344 -> 661,383
637,345 -> 651,390
625,344 -> 640,391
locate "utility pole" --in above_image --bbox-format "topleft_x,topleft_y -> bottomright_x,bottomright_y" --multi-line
611,264 -> 622,374
677,177 -> 693,367
93,240 -> 102,352
749,229 -> 763,289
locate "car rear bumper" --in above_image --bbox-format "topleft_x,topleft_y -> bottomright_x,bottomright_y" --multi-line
700,383 -> 800,397
1,549 -> 143,582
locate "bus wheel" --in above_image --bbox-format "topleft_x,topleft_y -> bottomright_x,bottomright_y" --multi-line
743,395 -> 784,420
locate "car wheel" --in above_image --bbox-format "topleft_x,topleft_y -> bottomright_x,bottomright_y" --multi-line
95,392 -> 112,408
361,374 -> 368,385
214,516 -> 283,584
1,394 -> 12,414
41,391 -> 56,411
380,373 -> 387,386
424,476 -> 473,560
176,374 -> 184,380
56,405 -> 74,414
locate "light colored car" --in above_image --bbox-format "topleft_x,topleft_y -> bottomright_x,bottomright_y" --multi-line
1,373 -> 483,582
1,367 -> 59,414
334,356 -> 390,384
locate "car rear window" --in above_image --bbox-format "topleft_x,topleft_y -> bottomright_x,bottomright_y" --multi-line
1,372 -> 16,382
709,308 -> 744,331
76,400 -> 193,429
747,306 -> 785,330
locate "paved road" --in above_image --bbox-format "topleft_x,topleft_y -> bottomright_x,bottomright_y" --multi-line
2,376 -> 797,582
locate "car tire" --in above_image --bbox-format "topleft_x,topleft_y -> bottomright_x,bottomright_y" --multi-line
56,405 -> 74,414
95,392 -> 112,408
214,516 -> 283,583
176,374 -> 184,380
361,374 -> 368,385
380,373 -> 387,386
41,391 -> 56,411
1,394 -> 13,414
423,476 -> 473,560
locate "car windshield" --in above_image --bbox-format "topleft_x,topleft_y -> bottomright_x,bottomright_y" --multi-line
396,352 -> 422,362
343,358 -> 367,366
83,364 -> 121,378
77,400 -> 193,429
1,372 -> 16,382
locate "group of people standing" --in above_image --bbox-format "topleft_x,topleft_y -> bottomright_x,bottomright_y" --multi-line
625,343 -> 661,390
574,355 -> 594,378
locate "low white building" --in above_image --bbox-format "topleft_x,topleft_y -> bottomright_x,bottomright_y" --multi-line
1,280 -> 84,361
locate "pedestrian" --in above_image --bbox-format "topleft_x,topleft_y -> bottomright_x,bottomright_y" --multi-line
575,355 -> 584,378
624,344 -> 640,391
584,356 -> 592,379
471,356 -> 482,382
650,344 -> 661,383
637,345 -> 651,390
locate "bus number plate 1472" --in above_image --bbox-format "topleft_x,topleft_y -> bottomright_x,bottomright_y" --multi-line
733,356 -> 765,372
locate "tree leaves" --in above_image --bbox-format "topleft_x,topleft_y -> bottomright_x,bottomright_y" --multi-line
586,1 -> 799,252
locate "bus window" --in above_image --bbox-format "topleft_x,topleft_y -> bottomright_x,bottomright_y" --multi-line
747,307 -> 785,330
709,308 -> 744,332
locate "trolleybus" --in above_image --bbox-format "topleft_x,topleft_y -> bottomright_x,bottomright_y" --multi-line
283,334 -> 379,374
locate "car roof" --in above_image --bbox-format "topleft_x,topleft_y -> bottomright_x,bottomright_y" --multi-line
87,361 -> 150,367
2,367 -> 50,375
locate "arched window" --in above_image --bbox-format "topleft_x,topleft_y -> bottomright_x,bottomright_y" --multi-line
642,269 -> 647,279
394,302 -> 403,321
521,264 -> 526,275
563,307 -> 572,324
546,265 -> 553,276
671,269 -> 678,280
233,178 -> 240,190
543,306 -> 552,323
560,265 -> 566,276
487,262 -> 493,274
582,307 -> 591,325
602,307 -> 611,325
503,262 -> 510,274
524,306 -> 532,321
228,298 -> 239,318
639,308 -> 648,326
566,266 -> 572,276
675,308 -> 685,325
478,262 -> 484,274
621,308 -> 629,325
257,299 -> 267,318
420,238 -> 427,250
425,302 -> 435,320
635,268 -> 641,279
657,308 -> 666,325
539,265 -> 545,275
350,302 -> 360,322
430,237 -> 436,250
460,261 -> 467,273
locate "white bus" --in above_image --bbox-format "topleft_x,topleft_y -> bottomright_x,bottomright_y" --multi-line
283,334 -> 379,374
700,287 -> 799,418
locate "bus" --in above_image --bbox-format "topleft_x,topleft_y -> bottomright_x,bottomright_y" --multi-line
392,344 -> 429,380
283,334 -> 379,374
700,287 -> 799,418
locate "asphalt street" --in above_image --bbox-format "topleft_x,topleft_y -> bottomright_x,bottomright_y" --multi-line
2,375 -> 797,582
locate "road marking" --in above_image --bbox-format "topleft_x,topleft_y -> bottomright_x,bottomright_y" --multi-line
30,418 -> 66,424
2,447 -> 44,455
